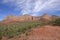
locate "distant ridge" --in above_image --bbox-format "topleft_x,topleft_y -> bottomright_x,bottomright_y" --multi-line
1,13 -> 60,24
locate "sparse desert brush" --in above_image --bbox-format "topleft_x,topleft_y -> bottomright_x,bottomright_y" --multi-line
48,18 -> 60,26
0,21 -> 47,39
52,18 -> 60,26
0,20 -> 56,40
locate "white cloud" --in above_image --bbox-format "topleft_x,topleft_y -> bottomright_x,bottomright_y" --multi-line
2,0 -> 60,16
44,0 -> 60,10
33,0 -> 60,12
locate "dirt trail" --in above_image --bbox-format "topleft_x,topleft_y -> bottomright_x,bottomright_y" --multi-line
2,25 -> 60,40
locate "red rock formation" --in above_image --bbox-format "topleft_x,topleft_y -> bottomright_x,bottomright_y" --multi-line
40,13 -> 52,22
1,13 -> 59,24
2,14 -> 40,24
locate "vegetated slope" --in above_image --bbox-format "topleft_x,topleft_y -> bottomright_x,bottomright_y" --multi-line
0,21 -> 45,40
1,25 -> 60,40
0,14 -> 60,40
19,25 -> 60,40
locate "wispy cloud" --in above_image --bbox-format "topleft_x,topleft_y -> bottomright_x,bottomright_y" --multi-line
2,0 -> 60,16
33,0 -> 60,12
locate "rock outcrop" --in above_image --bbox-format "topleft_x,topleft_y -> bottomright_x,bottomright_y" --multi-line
1,13 -> 60,24
2,14 -> 40,24
40,13 -> 52,22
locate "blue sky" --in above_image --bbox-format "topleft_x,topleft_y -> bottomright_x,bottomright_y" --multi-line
0,0 -> 60,21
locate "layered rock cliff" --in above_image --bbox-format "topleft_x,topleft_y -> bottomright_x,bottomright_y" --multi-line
40,14 -> 52,22
2,14 -> 40,24
1,14 -> 59,24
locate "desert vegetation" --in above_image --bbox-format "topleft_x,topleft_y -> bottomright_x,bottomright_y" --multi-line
0,21 -> 46,40
48,18 -> 60,26
52,18 -> 60,26
0,18 -> 60,40
0,14 -> 60,40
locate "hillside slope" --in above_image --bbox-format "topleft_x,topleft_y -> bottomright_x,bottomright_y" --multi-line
2,25 -> 60,40
25,25 -> 60,40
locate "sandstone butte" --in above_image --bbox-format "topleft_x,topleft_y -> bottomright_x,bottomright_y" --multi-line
1,13 -> 59,24
1,14 -> 60,40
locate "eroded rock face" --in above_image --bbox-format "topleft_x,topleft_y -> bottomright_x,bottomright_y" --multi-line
40,14 -> 52,22
1,13 -> 60,24
2,14 -> 40,24
5,15 -> 40,21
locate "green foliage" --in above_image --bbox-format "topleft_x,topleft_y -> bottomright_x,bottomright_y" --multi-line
0,21 -> 46,39
49,18 -> 60,26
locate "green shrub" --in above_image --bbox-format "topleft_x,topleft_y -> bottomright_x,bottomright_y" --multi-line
49,18 -> 60,26
0,21 -> 47,39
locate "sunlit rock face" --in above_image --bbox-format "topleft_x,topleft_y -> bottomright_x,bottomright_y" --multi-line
40,13 -> 52,22
1,13 -> 60,24
2,14 -> 40,24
